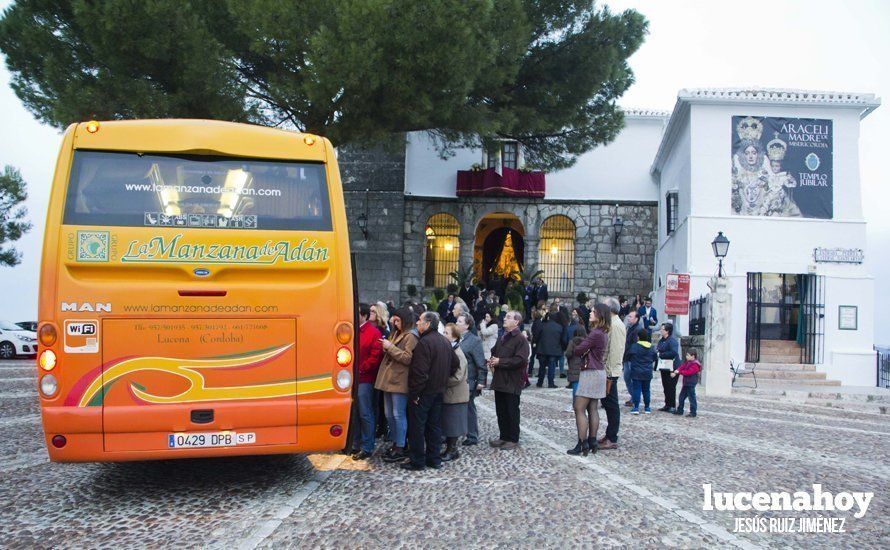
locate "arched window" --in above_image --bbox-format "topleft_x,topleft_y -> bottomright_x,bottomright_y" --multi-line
539,215 -> 575,293
424,213 -> 460,288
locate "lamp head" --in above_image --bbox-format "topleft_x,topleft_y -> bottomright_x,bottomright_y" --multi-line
712,231 -> 730,259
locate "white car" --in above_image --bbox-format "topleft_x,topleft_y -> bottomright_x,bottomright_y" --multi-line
0,320 -> 38,359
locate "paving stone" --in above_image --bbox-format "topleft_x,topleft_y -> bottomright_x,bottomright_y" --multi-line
1,359 -> 886,549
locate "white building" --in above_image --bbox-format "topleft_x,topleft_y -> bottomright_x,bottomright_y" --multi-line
650,89 -> 880,386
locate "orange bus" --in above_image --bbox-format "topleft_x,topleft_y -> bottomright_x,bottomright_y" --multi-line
36,119 -> 356,462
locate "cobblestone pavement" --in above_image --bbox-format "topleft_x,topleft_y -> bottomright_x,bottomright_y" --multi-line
1,359 -> 887,549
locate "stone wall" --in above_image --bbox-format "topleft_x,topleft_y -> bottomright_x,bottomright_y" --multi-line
402,197 -> 657,303
338,143 -> 406,304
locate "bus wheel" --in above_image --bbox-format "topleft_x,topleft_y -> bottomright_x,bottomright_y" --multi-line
0,342 -> 15,359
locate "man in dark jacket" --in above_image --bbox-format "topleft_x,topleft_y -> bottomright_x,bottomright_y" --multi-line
403,312 -> 458,471
523,281 -> 538,320
656,322 -> 681,413
437,294 -> 457,324
456,313 -> 486,446
578,298 -> 592,330
637,297 -> 658,334
458,281 -> 478,306
623,310 -> 641,405
536,279 -> 549,303
488,311 -> 530,450
533,313 -> 564,388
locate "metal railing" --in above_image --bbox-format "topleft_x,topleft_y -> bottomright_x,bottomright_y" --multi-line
688,294 -> 707,336
877,346 -> 890,389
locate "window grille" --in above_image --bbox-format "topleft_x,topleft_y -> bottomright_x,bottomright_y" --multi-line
666,192 -> 678,235
539,215 -> 575,293
424,213 -> 460,288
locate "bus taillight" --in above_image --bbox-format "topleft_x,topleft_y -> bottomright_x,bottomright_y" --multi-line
336,347 -> 352,367
51,435 -> 67,448
330,425 -> 343,437
336,369 -> 352,390
39,350 -> 57,371
38,324 -> 57,346
336,323 -> 352,344
40,374 -> 58,397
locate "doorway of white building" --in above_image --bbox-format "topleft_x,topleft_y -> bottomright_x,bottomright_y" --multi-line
746,273 -> 825,364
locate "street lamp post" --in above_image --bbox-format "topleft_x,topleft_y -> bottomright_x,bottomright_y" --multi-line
711,231 -> 730,277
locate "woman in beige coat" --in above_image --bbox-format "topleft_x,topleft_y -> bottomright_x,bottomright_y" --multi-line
442,323 -> 469,462
375,308 -> 418,463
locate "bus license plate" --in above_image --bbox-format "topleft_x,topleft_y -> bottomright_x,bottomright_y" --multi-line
168,432 -> 256,449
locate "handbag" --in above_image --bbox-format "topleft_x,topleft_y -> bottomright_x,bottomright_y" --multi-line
580,351 -> 590,370
657,358 -> 674,371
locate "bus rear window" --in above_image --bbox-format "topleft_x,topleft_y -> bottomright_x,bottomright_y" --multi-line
63,151 -> 332,231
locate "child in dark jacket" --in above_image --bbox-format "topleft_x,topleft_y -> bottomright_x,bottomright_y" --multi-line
626,327 -> 657,414
672,349 -> 702,417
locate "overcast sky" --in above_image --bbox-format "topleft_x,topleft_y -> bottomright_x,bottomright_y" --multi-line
0,0 -> 887,345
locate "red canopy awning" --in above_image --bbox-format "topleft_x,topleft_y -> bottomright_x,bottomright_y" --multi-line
456,167 -> 545,198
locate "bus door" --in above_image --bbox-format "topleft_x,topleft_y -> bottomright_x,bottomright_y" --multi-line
98,318 -> 299,452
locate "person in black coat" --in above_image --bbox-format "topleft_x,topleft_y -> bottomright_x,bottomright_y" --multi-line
458,282 -> 478,306
618,296 -> 631,319
536,279 -> 549,303
404,312 -> 459,471
637,297 -> 658,334
437,294 -> 457,324
523,282 -> 538,321
622,310 -> 641,405
472,296 -> 489,326
577,299 -> 591,330
656,322 -> 681,412
533,313 -> 564,388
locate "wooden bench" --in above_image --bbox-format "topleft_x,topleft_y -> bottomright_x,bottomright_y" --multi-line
730,360 -> 757,389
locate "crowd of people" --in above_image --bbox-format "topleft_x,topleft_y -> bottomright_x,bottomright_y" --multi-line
353,288 -> 703,470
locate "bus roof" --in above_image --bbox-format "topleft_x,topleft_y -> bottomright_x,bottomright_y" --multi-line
69,119 -> 329,163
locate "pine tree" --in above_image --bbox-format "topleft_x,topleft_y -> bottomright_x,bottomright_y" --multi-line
0,1 -> 647,170
0,165 -> 31,266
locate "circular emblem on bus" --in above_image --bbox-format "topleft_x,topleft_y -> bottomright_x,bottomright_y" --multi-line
805,153 -> 820,171
194,268 -> 211,277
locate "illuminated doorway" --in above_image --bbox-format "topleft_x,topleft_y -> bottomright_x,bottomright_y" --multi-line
474,213 -> 524,288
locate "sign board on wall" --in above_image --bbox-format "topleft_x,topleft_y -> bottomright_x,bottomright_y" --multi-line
731,116 -> 833,219
814,247 -> 864,264
664,273 -> 691,315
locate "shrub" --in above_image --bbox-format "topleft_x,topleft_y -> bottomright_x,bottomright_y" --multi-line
505,289 -> 523,313
432,288 -> 446,303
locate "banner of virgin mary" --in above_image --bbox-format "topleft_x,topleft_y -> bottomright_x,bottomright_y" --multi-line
731,115 -> 833,219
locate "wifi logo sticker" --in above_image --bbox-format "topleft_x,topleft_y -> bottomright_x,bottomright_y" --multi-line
64,320 -> 99,354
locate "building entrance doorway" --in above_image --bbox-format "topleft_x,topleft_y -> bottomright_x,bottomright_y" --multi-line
474,213 -> 525,292
746,272 -> 824,364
